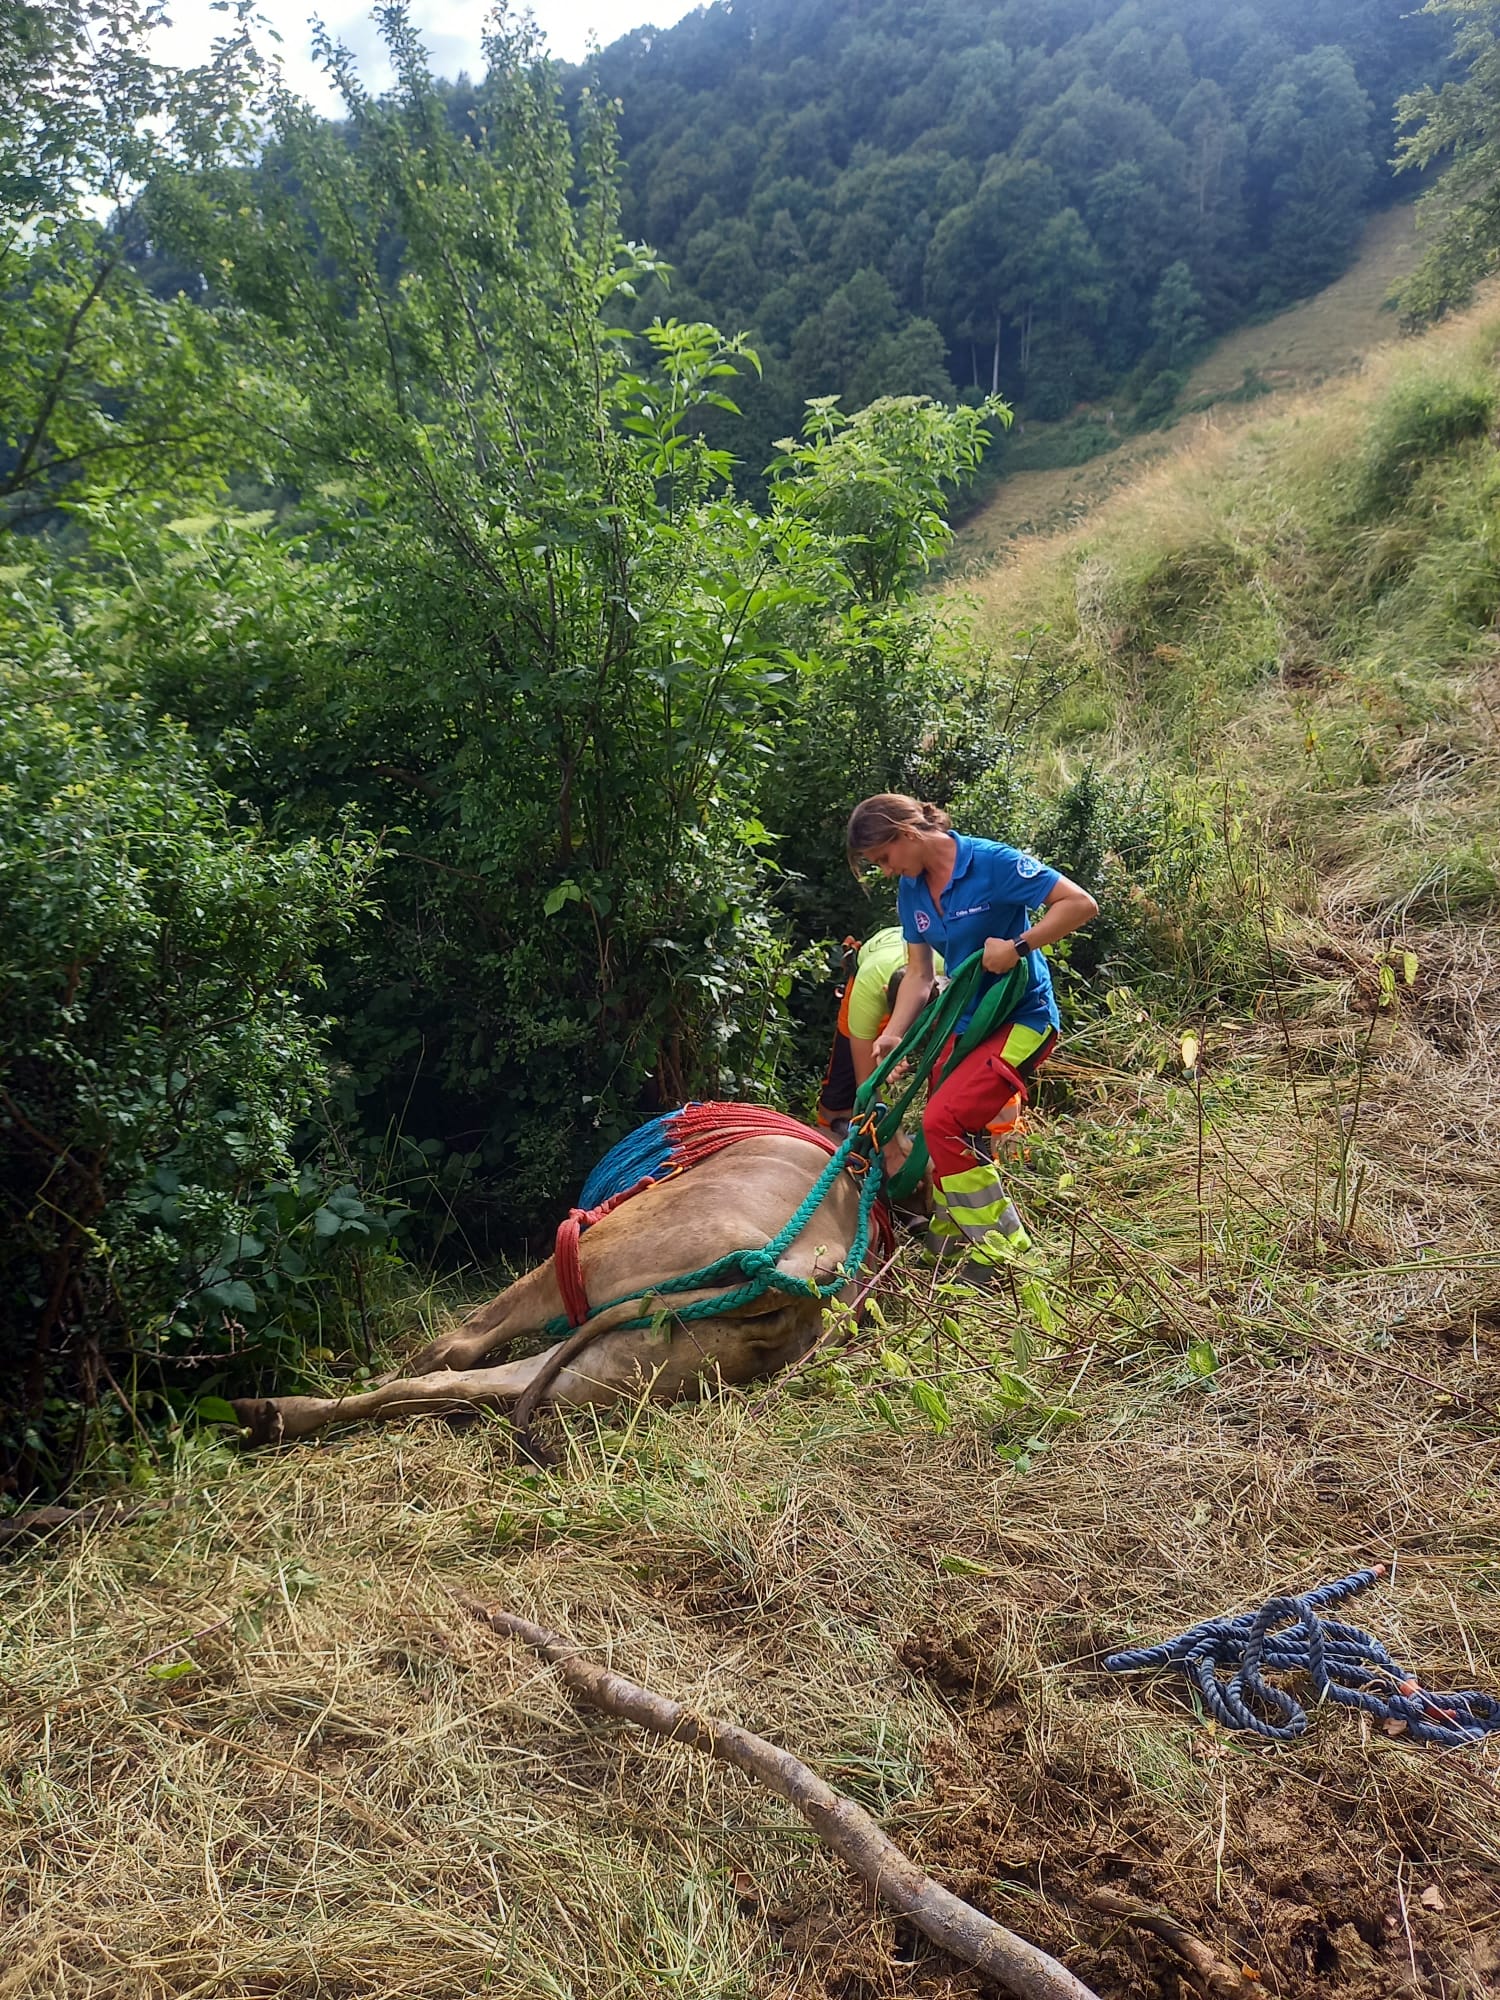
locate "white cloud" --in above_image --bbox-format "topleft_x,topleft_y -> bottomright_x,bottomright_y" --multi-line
152,1 -> 698,113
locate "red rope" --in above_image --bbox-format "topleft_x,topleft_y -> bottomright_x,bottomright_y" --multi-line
553,1178 -> 656,1329
668,1101 -> 842,1173
552,1104 -> 890,1328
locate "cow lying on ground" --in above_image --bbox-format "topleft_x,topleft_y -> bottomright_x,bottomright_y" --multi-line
233,1131 -> 877,1444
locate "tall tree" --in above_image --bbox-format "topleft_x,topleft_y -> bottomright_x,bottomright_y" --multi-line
0,0 -> 260,529
1396,0 -> 1500,323
1248,48 -> 1374,299
1149,259 -> 1206,363
924,159 -> 1062,391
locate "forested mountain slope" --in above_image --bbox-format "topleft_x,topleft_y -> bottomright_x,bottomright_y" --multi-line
954,197 -> 1425,561
573,0 -> 1447,476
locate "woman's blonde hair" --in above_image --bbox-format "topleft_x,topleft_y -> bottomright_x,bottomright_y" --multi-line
845,793 -> 952,872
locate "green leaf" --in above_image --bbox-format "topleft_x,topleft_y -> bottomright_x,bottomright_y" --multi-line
937,1551 -> 996,1577
202,1279 -> 258,1314
1019,1279 -> 1059,1336
195,1396 -> 241,1425
1186,1340 -> 1218,1378
543,881 -> 583,917
146,1659 -> 198,1681
908,1381 -> 951,1434
870,1391 -> 903,1433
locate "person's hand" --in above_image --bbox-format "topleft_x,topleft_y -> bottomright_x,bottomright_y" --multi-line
872,1026 -> 903,1062
983,934 -> 1023,974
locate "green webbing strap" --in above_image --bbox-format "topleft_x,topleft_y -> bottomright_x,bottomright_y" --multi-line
853,950 -> 1030,1200
539,950 -> 1030,1341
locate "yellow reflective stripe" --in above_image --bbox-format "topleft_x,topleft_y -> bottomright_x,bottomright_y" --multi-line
942,1187 -> 1008,1218
938,1163 -> 1005,1199
994,1022 -> 1047,1068
937,1167 -> 1009,1228
928,1185 -> 962,1238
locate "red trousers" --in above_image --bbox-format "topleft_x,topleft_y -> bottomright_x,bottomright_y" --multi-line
923,1025 -> 1056,1184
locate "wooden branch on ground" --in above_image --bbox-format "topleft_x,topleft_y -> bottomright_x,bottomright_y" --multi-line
0,1499 -> 160,1548
1079,1887 -> 1254,1997
451,1590 -> 1101,2000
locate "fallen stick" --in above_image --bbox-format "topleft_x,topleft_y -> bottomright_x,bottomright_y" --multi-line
0,1499 -> 160,1548
452,1590 -> 1100,2000
1078,1887 -> 1253,1997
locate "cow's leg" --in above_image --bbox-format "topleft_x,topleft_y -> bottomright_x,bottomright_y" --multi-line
234,1294 -> 825,1445
235,1354 -> 558,1445
401,1258 -> 568,1375
235,1297 -> 651,1444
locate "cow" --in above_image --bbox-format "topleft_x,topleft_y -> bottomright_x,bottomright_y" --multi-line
233,1128 -> 883,1445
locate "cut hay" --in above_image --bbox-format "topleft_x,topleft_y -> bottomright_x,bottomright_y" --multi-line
4,1018 -> 1499,1997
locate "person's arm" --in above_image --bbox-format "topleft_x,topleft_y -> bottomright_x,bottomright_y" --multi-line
849,1033 -> 879,1087
872,944 -> 936,1060
981,875 -> 1098,975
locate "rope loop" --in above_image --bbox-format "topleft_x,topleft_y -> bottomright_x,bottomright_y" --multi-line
1106,1568 -> 1500,1748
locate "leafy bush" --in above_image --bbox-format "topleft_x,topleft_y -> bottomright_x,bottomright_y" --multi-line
0,636 -> 378,1492
763,609 -> 1012,943
1352,372 -> 1496,515
139,29 -> 1014,1230
1131,370 -> 1187,429
951,762 -> 1269,1015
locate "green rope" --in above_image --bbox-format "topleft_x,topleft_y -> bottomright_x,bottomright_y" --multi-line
545,949 -> 1029,1339
854,951 -> 1030,1200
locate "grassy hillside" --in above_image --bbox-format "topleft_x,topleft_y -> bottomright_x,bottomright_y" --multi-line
954,200 -> 1426,566
4,291 -> 1500,1998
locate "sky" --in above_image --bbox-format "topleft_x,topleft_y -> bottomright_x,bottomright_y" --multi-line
153,1 -> 699,115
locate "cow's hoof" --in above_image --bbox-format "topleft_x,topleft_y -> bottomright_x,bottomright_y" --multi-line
231,1397 -> 287,1447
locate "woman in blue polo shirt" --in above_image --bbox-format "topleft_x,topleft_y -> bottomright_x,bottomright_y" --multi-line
847,792 -> 1098,1272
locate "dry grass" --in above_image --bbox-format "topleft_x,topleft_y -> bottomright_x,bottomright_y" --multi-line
1184,204 -> 1422,403
952,277 -> 1500,642
8,216 -> 1500,2000
4,1008 -> 1500,1997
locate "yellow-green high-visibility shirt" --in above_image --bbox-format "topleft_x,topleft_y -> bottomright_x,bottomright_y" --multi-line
845,926 -> 944,1040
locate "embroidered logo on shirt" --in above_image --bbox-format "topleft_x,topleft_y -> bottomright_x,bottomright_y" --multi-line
1015,855 -> 1042,879
913,910 -> 931,934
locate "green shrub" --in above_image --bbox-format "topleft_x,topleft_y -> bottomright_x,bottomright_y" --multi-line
764,608 -> 1012,942
1132,370 -> 1187,428
1353,372 -> 1496,516
950,764 -> 1269,1015
0,637 -> 377,1491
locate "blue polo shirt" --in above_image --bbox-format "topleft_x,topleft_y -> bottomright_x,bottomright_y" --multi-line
897,834 -> 1061,1036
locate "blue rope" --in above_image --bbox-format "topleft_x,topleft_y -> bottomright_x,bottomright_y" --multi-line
577,1114 -> 678,1211
1105,1567 -> 1500,1747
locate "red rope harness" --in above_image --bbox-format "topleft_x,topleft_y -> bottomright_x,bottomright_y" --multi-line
553,1104 -> 888,1329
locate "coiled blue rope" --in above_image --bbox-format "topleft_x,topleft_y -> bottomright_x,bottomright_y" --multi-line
1105,1567 -> 1500,1747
